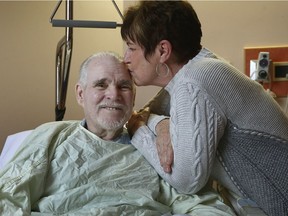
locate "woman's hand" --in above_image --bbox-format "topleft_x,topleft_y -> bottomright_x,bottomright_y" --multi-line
127,108 -> 174,173
156,119 -> 174,173
126,107 -> 150,137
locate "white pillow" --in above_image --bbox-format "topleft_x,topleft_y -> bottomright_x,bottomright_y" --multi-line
0,130 -> 33,169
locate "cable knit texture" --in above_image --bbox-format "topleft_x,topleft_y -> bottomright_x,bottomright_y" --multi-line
131,48 -> 288,216
218,122 -> 288,216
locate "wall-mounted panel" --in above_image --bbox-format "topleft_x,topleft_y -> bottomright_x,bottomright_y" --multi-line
244,46 -> 288,97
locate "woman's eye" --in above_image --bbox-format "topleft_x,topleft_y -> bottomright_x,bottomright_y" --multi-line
128,46 -> 136,51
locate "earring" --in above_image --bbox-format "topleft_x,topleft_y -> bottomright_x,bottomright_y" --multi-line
156,63 -> 170,77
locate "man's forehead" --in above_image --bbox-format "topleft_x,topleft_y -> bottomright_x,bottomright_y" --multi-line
87,67 -> 131,84
88,60 -> 129,77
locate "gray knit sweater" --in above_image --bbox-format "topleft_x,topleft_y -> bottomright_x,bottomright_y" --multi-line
132,48 -> 288,216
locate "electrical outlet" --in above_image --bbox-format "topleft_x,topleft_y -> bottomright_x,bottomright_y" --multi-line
250,60 -> 257,80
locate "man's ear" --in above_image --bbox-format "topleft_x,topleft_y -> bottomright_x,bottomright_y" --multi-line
158,40 -> 172,63
75,83 -> 84,106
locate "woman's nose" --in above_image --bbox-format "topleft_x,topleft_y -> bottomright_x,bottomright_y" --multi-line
123,50 -> 130,64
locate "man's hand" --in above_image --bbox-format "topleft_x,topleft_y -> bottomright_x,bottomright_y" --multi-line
126,107 -> 150,137
155,119 -> 174,173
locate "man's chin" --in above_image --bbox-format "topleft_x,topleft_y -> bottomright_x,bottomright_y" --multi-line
99,118 -> 125,131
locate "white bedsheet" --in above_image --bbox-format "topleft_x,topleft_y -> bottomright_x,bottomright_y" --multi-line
0,130 -> 32,169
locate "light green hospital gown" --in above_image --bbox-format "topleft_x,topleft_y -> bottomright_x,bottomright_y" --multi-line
0,121 -> 235,216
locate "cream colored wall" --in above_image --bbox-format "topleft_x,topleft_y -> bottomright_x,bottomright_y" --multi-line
1,1 -> 288,153
192,1 -> 288,72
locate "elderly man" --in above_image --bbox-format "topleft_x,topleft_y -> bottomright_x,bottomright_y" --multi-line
0,52 -> 234,215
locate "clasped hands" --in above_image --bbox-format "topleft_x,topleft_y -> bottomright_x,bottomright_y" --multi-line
126,107 -> 174,173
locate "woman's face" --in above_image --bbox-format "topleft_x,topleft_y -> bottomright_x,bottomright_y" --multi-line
124,39 -> 159,86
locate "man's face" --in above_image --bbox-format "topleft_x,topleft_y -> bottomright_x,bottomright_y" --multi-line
76,56 -> 135,134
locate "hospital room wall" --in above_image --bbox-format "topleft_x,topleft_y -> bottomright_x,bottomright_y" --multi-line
191,1 -> 288,112
0,1 -> 288,154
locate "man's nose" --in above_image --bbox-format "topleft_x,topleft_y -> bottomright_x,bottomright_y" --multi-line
106,87 -> 120,100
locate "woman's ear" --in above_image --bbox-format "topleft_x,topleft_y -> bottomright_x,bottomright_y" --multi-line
159,40 -> 172,63
75,83 -> 84,107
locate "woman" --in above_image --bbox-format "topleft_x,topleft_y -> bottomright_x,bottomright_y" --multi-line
121,1 -> 288,216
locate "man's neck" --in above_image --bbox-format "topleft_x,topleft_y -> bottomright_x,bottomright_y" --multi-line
82,120 -> 124,141
99,129 -> 124,141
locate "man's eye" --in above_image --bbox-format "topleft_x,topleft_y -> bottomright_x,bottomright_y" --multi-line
95,83 -> 107,89
120,85 -> 132,90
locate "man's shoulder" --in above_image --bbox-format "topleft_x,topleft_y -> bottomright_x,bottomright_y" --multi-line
32,120 -> 81,137
38,120 -> 80,128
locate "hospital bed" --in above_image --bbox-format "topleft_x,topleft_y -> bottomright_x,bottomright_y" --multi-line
0,130 -> 267,216
0,1 -> 269,215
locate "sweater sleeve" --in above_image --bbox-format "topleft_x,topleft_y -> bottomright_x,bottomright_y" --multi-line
132,83 -> 226,194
